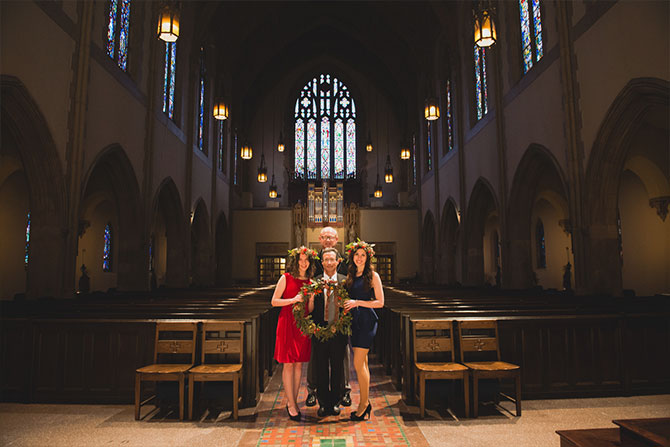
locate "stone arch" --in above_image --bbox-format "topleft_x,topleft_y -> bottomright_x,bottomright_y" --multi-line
215,212 -> 232,286
438,197 -> 460,285
464,178 -> 499,286
1,75 -> 67,298
507,144 -> 570,289
584,77 -> 669,294
78,145 -> 144,292
191,198 -> 212,286
151,177 -> 187,288
421,211 -> 436,283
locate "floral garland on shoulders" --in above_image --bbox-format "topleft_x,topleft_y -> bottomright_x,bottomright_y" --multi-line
292,279 -> 352,342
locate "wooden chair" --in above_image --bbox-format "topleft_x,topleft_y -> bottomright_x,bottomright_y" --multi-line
457,320 -> 521,418
413,319 -> 469,418
188,320 -> 244,420
135,322 -> 197,421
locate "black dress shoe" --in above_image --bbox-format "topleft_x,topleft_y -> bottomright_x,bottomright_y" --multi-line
330,406 -> 341,416
306,391 -> 317,407
317,406 -> 329,418
286,406 -> 301,422
340,391 -> 352,407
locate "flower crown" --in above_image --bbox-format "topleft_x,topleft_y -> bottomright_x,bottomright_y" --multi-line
288,245 -> 320,261
345,238 -> 375,258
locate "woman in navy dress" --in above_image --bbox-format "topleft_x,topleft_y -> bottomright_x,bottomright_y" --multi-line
343,240 -> 384,421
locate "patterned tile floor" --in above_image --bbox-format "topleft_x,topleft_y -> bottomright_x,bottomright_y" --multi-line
239,361 -> 429,447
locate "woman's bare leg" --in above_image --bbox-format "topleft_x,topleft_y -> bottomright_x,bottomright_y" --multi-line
292,362 -> 304,405
282,363 -> 299,415
352,347 -> 370,415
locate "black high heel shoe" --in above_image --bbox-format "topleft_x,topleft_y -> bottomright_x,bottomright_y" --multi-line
286,406 -> 301,422
350,402 -> 372,421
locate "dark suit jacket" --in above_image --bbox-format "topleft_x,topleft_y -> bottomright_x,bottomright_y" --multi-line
312,273 -> 347,325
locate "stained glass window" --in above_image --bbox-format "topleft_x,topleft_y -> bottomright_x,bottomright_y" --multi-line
149,235 -> 154,272
426,122 -> 432,171
24,212 -> 30,268
198,48 -> 206,152
445,79 -> 454,153
103,223 -> 112,272
536,219 -> 546,268
233,131 -> 238,185
474,45 -> 488,120
106,0 -> 131,71
519,0 -> 544,73
218,121 -> 225,172
163,42 -> 177,119
412,134 -> 417,186
294,74 -> 356,179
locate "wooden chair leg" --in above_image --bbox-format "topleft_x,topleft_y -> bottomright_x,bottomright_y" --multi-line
233,376 -> 239,420
463,374 -> 470,419
515,374 -> 522,416
472,374 -> 479,418
419,374 -> 426,418
134,373 -> 141,421
179,374 -> 184,421
188,375 -> 194,420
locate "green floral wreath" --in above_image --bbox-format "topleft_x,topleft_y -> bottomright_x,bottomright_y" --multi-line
292,279 -> 353,342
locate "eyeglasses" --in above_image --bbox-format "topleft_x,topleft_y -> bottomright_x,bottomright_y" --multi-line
320,235 -> 336,240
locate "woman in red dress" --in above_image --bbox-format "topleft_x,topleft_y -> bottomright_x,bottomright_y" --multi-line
271,246 -> 318,421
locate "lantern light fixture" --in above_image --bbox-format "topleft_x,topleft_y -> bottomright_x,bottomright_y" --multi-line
365,132 -> 373,152
240,141 -> 252,160
269,174 -> 278,198
277,131 -> 285,152
424,97 -> 440,121
400,145 -> 411,160
374,174 -> 383,198
384,154 -> 394,183
157,3 -> 180,43
213,98 -> 228,120
474,1 -> 497,48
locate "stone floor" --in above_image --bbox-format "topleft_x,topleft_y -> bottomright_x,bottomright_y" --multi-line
1,361 -> 669,446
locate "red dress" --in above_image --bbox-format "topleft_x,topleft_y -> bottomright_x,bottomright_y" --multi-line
274,273 -> 312,363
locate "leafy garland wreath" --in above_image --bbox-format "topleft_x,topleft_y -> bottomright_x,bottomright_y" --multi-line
292,279 -> 353,342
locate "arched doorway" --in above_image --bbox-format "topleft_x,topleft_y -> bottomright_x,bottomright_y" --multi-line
438,199 -> 460,285
190,199 -> 211,286
508,145 -> 572,290
465,179 -> 499,286
1,75 -> 67,298
215,212 -> 231,286
151,177 -> 187,288
584,78 -> 669,295
77,146 -> 143,292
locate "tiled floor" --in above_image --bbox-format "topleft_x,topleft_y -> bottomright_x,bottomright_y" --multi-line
1,359 -> 668,446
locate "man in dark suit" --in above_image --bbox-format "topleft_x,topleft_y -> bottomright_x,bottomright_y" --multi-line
306,227 -> 351,407
307,247 -> 348,417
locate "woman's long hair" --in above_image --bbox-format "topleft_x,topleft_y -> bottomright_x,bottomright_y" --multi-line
345,248 -> 373,291
287,252 -> 316,278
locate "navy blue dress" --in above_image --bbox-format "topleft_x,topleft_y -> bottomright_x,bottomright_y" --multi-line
348,275 -> 379,349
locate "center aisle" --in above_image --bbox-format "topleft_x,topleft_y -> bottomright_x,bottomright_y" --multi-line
238,359 -> 429,447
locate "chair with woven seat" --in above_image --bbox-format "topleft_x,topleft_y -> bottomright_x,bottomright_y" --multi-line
413,319 -> 469,418
457,320 -> 521,418
135,322 -> 197,421
188,320 -> 244,420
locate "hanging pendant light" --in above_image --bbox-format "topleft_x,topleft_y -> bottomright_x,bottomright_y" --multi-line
474,1 -> 497,48
213,98 -> 228,120
424,97 -> 440,121
277,131 -> 285,152
157,3 -> 180,42
400,144 -> 411,160
374,174 -> 383,198
269,174 -> 278,198
384,154 -> 394,183
240,141 -> 252,160
257,154 -> 267,182
366,132 -> 373,152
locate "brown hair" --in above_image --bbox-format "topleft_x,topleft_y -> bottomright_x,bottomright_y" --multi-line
287,251 -> 316,278
345,247 -> 373,290
322,247 -> 341,260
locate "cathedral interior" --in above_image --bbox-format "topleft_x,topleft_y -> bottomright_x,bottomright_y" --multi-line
1,1 -> 669,446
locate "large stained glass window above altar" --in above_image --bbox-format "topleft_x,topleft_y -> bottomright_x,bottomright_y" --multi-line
294,74 -> 357,180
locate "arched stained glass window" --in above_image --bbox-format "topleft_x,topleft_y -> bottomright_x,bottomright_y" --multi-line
218,121 -> 225,173
106,0 -> 132,71
519,0 -> 544,73
24,212 -> 31,268
103,223 -> 113,272
294,74 -> 356,180
536,219 -> 546,268
197,47 -> 206,152
474,45 -> 488,120
445,79 -> 454,153
163,42 -> 177,119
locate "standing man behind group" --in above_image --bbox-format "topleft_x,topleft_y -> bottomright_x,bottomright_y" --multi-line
306,226 -> 351,408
